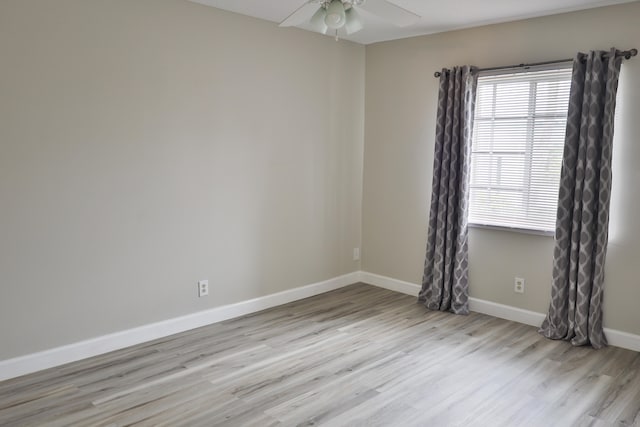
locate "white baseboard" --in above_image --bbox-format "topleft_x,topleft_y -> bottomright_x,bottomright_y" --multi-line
360,271 -> 640,353
603,328 -> 640,353
3,269 -> 638,382
467,298 -> 546,327
359,271 -> 420,296
0,272 -> 360,382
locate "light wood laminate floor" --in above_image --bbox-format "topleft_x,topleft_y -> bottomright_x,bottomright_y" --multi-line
1,283 -> 639,426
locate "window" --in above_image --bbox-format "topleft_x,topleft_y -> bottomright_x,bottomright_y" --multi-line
469,65 -> 572,233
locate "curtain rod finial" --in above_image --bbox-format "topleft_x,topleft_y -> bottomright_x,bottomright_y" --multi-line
626,48 -> 638,60
434,71 -> 441,78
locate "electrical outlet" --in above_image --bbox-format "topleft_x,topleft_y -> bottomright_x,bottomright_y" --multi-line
353,248 -> 360,261
198,280 -> 209,297
514,277 -> 525,294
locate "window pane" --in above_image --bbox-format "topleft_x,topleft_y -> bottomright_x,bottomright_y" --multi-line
469,188 -> 526,227
470,153 -> 525,189
535,81 -> 571,115
475,84 -> 495,118
474,119 -> 528,153
494,82 -> 530,117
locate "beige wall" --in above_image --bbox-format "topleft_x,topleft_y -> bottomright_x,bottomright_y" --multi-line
2,0 -> 639,363
363,2 -> 640,335
0,0 -> 365,359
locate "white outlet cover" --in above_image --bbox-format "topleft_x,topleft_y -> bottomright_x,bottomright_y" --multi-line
353,248 -> 360,261
198,280 -> 209,297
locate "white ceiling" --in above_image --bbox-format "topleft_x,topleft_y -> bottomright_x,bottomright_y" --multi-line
190,0 -> 637,44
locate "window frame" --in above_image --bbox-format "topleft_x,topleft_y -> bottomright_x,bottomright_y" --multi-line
468,63 -> 573,236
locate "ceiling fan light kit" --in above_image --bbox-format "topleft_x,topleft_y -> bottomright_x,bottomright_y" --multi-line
278,0 -> 420,41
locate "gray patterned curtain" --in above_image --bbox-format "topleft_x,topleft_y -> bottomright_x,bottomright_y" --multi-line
539,48 -> 624,349
419,66 -> 477,315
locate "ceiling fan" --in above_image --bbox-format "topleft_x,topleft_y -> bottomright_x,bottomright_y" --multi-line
279,0 -> 420,40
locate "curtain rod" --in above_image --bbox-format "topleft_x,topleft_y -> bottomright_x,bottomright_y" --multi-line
433,48 -> 637,78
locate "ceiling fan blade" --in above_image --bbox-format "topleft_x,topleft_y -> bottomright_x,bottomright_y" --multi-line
359,0 -> 420,27
279,1 -> 319,27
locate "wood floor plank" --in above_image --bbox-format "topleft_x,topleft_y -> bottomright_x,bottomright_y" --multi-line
1,283 -> 639,426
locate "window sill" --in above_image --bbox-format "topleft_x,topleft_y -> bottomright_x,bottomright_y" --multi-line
468,222 -> 555,237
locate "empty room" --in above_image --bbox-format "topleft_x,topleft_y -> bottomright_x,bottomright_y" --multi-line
2,0 -> 640,425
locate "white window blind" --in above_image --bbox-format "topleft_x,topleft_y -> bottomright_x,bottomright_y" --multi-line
469,65 -> 572,233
